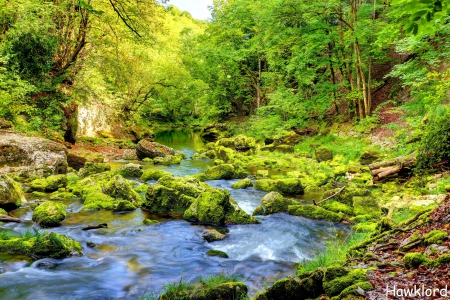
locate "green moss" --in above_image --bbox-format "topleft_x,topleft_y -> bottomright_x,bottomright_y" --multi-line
254,191 -> 296,215
78,162 -> 111,178
0,208 -> 7,215
158,176 -> 207,198
45,175 -> 67,191
216,146 -> 234,162
103,175 -> 142,205
225,198 -> 260,224
436,253 -> 450,265
29,178 -> 48,192
331,281 -> 373,300
231,178 -> 253,189
338,185 -> 371,205
32,201 -> 66,227
184,189 -> 227,225
143,184 -> 194,214
315,147 -> 333,162
323,265 -> 349,282
288,204 -> 343,222
352,196 -> 380,216
206,249 -> 229,258
143,218 -> 159,225
351,222 -> 378,233
32,232 -> 82,259
31,191 -> 47,198
154,154 -> 182,165
112,200 -> 137,212
49,191 -> 77,199
115,163 -> 143,178
205,164 -> 247,180
134,184 -> 148,193
140,169 -> 173,181
424,230 -> 448,245
403,252 -> 429,268
323,268 -> 367,297
322,201 -> 353,215
83,190 -> 116,210
254,178 -> 304,195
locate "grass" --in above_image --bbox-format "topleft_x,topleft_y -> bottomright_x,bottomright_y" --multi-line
158,273 -> 246,300
392,208 -> 416,224
297,231 -> 370,275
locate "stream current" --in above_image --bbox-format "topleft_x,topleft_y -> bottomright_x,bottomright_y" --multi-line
0,130 -> 348,299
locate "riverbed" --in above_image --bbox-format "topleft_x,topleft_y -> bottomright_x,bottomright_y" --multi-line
0,130 -> 348,299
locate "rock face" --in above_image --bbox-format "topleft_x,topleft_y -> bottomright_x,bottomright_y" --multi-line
0,174 -> 25,210
32,201 -> 66,227
136,140 -> 176,160
0,131 -> 67,177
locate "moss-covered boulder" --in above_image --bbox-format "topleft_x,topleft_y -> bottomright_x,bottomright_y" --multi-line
0,231 -> 82,259
160,280 -> 248,300
323,268 -> 368,297
315,147 -> 333,162
104,175 -> 141,202
143,176 -> 208,214
359,149 -> 380,165
115,163 -> 143,178
0,174 -> 24,210
78,162 -> 111,178
112,200 -> 137,212
0,208 -> 8,215
202,229 -> 226,242
254,178 -> 304,195
253,191 -> 297,215
32,201 -> 66,227
204,164 -> 248,180
231,178 -> 253,189
30,174 -> 67,192
67,149 -> 104,170
255,269 -> 324,300
322,201 -> 353,215
184,189 -> 258,225
216,134 -> 256,152
153,153 -> 184,165
136,140 -> 176,160
288,204 -> 343,222
49,191 -> 77,199
206,249 -> 229,258
337,185 -> 371,205
403,252 -> 429,268
200,123 -> 228,141
424,230 -> 448,245
331,281 -> 373,300
140,169 -> 173,181
216,146 -> 234,162
143,218 -> 159,225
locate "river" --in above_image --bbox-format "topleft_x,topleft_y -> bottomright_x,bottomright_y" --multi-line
0,130 -> 348,299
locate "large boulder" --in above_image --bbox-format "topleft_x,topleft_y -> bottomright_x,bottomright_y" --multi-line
204,164 -> 248,180
0,132 -> 67,177
0,231 -> 82,259
0,174 -> 25,210
32,201 -> 66,227
136,140 -> 175,160
183,188 -> 259,225
143,176 -> 208,214
252,191 -> 297,215
215,134 -> 256,152
115,163 -> 143,178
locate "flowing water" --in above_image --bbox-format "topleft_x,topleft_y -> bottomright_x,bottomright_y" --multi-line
0,130 -> 348,299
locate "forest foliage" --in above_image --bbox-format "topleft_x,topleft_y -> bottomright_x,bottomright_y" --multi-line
0,0 -> 449,158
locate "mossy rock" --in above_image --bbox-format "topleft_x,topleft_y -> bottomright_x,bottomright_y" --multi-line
274,131 -> 302,146
160,281 -> 248,300
115,163 -> 143,178
253,191 -> 297,215
424,230 -> 448,245
78,162 -> 111,178
275,145 -> 294,153
112,200 -> 137,212
204,164 -> 247,180
231,178 -> 253,189
351,222 -> 378,233
216,134 -> 256,152
331,281 -> 373,300
403,252 -> 428,268
143,184 -> 192,214
254,178 -> 304,195
153,154 -> 182,165
83,190 -> 116,210
0,208 -> 7,215
158,176 -> 208,198
0,175 -> 24,210
32,201 -> 66,227
338,185 -> 371,205
29,178 -> 49,192
0,232 -> 82,259
135,140 -> 176,160
31,191 -> 47,198
140,169 -> 173,181
206,249 -> 229,258
225,197 -> 260,225
143,218 -> 159,225
134,184 -> 148,193
315,147 -> 333,162
255,269 -> 324,300
322,201 -> 353,215
103,175 -> 142,205
323,268 -> 367,297
45,175 -> 67,191
202,229 -> 226,242
352,196 -> 380,216
359,150 -> 380,165
288,204 -> 343,222
184,189 -> 228,225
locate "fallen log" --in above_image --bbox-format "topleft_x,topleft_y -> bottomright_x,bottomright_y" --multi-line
82,223 -> 108,231
372,157 -> 416,180
0,215 -> 21,223
369,154 -> 415,170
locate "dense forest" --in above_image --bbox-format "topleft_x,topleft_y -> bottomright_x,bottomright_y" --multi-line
1,0 -> 450,299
